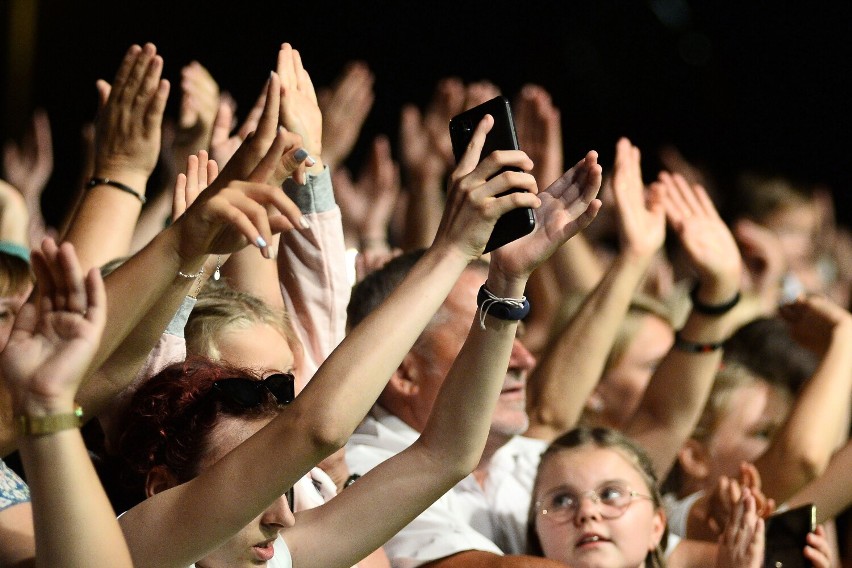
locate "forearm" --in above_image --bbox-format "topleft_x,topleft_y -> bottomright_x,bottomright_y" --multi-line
757,322 -> 852,501
88,226 -> 201,372
278,166 -> 349,382
62,174 -> 149,272
402,174 -> 445,251
629,303 -> 742,479
549,233 -> 606,295
786,439 -> 852,522
0,502 -> 35,566
20,430 -> 132,568
525,252 -> 651,441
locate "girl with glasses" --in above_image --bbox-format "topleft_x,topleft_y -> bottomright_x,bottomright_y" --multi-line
527,427 -> 669,568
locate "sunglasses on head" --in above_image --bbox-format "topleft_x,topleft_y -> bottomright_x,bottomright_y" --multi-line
212,373 -> 295,407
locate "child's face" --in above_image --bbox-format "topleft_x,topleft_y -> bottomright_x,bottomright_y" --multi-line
534,446 -> 665,568
703,380 -> 791,484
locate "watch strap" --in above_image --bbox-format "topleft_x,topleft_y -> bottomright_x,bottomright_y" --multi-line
16,406 -> 83,436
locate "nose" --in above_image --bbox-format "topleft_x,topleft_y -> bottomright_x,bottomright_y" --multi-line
509,338 -> 536,372
573,491 -> 602,525
260,493 -> 296,532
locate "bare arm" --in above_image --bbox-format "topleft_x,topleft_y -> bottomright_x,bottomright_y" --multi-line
755,295 -> 852,502
3,240 -> 131,568
525,138 -> 664,441
63,43 -> 169,272
627,172 -> 743,480
787,438 -> 852,522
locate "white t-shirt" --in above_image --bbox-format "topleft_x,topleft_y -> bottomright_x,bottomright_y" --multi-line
345,406 -> 548,566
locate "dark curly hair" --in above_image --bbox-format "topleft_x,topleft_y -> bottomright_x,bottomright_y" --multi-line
527,427 -> 668,568
117,357 -> 283,488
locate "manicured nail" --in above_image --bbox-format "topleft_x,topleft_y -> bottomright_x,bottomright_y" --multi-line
256,235 -> 268,248
300,216 -> 311,229
305,155 -> 316,167
294,148 -> 309,163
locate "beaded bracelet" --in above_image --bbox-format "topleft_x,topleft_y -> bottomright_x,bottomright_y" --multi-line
673,331 -> 724,354
476,285 -> 530,329
87,177 -> 147,204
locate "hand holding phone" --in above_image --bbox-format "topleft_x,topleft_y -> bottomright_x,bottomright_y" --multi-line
449,96 -> 535,252
764,504 -> 816,568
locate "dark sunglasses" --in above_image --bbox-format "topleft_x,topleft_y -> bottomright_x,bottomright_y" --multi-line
212,373 -> 295,407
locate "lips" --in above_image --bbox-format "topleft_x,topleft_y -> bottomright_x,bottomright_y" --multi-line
252,539 -> 276,562
576,533 -> 610,548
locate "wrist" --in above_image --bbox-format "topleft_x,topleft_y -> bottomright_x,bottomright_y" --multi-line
16,403 -> 83,437
485,270 -> 528,299
91,168 -> 149,195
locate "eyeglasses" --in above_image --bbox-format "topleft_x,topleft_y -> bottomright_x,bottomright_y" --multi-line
212,373 -> 295,407
536,482 -> 652,522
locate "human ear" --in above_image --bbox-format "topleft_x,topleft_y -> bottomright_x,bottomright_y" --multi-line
386,352 -> 422,397
145,465 -> 179,498
649,506 -> 667,551
678,439 -> 710,482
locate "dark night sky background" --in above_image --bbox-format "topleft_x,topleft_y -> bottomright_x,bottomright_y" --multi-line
2,1 -> 851,227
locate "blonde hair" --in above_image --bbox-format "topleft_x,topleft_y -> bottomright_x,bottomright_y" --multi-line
185,281 -> 303,371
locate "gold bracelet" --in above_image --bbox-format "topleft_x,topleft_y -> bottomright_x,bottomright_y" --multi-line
16,405 -> 83,437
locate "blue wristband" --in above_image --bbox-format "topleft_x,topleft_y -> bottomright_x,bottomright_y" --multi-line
477,285 -> 530,329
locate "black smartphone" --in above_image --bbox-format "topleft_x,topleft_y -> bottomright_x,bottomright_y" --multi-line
764,503 -> 816,568
449,96 -> 535,253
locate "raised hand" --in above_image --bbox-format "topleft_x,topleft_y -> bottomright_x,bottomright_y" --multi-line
778,293 -> 852,355
514,85 -> 563,188
434,115 -> 542,261
657,171 -> 741,302
734,217 -> 788,308
715,489 -> 764,568
489,151 -> 602,285
334,135 -> 400,250
804,525 -> 833,568
277,43 -> 321,178
612,137 -> 665,259
173,61 -> 220,163
424,78 -> 466,168
2,108 -> 53,211
317,61 -> 375,170
173,150 -> 219,222
210,92 -> 259,168
93,43 -> 170,195
1,239 -> 105,417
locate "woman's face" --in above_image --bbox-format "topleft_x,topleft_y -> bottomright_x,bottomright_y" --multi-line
195,416 -> 295,568
587,315 -> 674,429
534,446 -> 665,568
702,380 -> 792,485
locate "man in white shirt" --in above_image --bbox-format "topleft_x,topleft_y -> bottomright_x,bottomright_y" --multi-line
345,252 -> 560,568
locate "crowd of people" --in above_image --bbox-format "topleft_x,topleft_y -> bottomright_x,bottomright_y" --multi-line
0,38 -> 850,568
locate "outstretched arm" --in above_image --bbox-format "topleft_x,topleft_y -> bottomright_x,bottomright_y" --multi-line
525,138 -> 663,441
2,239 -> 132,568
755,294 -> 852,502
63,43 -> 169,272
627,172 -> 743,479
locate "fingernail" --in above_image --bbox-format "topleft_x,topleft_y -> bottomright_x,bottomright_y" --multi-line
305,155 -> 316,167
270,70 -> 275,79
294,148 -> 309,163
256,235 -> 268,248
300,216 -> 311,229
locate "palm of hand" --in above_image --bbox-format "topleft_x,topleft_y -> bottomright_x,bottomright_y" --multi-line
492,170 -> 596,279
2,312 -> 97,403
677,216 -> 741,282
281,94 -> 322,156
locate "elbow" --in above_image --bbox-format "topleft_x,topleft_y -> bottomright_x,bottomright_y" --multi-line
306,413 -> 353,456
794,449 -> 830,484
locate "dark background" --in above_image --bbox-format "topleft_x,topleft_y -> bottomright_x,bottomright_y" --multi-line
2,0 -> 850,227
